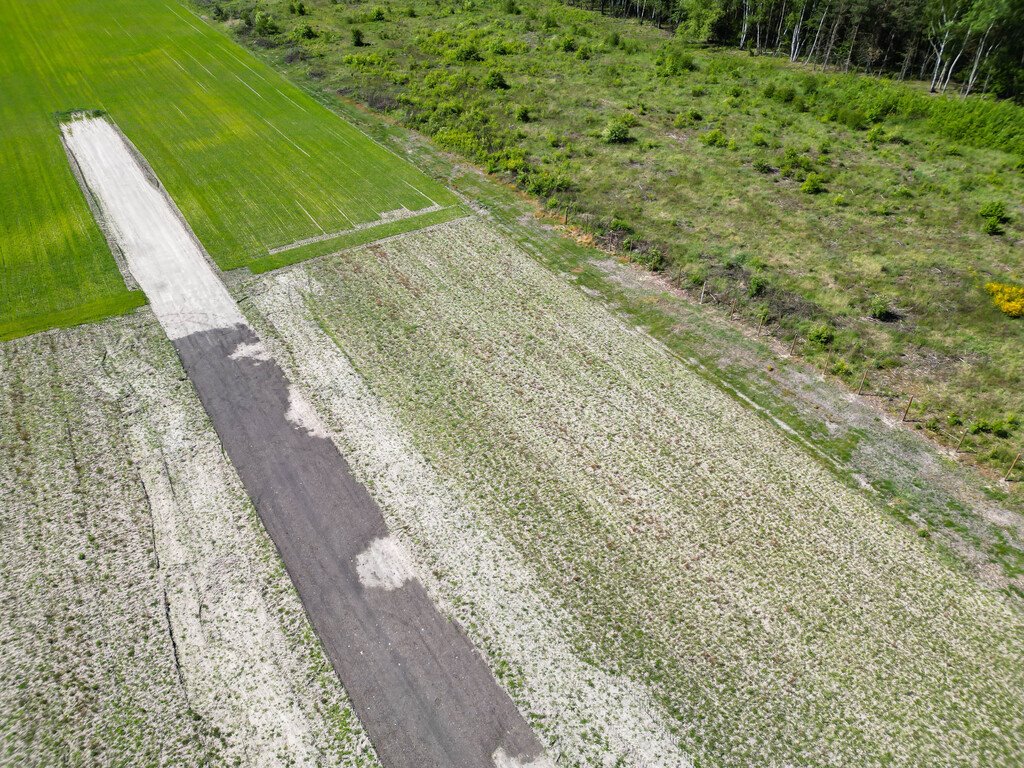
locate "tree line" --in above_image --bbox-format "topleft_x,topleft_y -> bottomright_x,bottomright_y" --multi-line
565,0 -> 1024,101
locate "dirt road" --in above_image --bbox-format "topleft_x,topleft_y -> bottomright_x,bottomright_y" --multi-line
62,116 -> 549,768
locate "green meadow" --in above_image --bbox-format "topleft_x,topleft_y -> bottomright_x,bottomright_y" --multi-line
0,0 -> 458,340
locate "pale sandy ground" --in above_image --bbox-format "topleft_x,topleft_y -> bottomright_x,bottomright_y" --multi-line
0,316 -> 377,767
239,217 -> 1023,768
61,117 -> 243,339
244,268 -> 689,767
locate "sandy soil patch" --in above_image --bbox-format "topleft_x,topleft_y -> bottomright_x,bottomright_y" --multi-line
242,217 -> 1024,767
0,315 -> 378,767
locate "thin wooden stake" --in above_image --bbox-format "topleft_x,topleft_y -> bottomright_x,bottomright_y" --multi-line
857,369 -> 868,395
901,395 -> 914,422
956,427 -> 968,452
1006,452 -> 1021,482
757,315 -> 765,335
789,337 -> 799,355
699,281 -> 706,305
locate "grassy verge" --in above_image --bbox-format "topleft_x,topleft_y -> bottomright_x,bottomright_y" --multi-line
205,0 -> 1023,477
0,291 -> 146,342
249,204 -> 469,272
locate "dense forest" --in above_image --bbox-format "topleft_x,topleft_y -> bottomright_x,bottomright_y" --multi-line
567,0 -> 1024,100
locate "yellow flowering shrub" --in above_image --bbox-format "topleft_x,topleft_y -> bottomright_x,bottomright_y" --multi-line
985,281 -> 1024,317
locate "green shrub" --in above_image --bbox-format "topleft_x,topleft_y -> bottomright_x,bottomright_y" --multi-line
350,27 -> 365,46
451,42 -> 482,62
753,159 -> 774,174
657,47 -> 698,76
700,129 -> 727,148
780,148 -> 815,180
557,36 -> 577,53
370,6 -> 386,21
867,295 -> 897,321
524,168 -> 571,196
836,107 -> 867,130
748,274 -> 769,297
808,323 -> 835,345
983,217 -> 1005,235
502,0 -> 520,12
514,104 -> 530,122
979,201 -> 1010,223
485,71 -> 509,90
631,248 -> 667,271
254,11 -> 279,36
603,119 -> 633,144
751,131 -> 769,147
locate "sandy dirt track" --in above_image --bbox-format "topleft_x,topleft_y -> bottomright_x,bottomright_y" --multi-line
0,317 -> 377,767
61,116 -> 549,767
61,117 -> 245,339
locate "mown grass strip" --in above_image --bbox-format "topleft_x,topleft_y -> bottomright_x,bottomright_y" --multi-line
0,291 -> 146,342
249,206 -> 471,273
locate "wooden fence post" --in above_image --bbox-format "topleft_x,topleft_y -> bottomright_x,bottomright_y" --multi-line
699,281 -> 706,305
956,427 -> 969,452
857,369 -> 868,395
901,395 -> 914,422
1006,452 -> 1021,482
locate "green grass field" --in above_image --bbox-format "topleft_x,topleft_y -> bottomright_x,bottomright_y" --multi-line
0,0 -> 458,340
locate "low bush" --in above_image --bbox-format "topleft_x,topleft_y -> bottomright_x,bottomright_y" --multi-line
450,42 -> 482,62
603,119 -> 633,144
700,128 -> 727,148
808,323 -> 835,345
657,47 -> 698,76
983,217 -> 1005,235
979,201 -> 1010,223
485,71 -> 509,90
985,281 -> 1024,317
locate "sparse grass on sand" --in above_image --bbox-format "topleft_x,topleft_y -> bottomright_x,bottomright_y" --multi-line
253,217 -> 1024,767
0,317 -> 379,767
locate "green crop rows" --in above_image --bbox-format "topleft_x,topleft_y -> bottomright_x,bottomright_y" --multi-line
0,0 -> 458,341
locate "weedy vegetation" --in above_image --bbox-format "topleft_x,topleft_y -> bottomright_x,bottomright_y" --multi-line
205,0 -> 1023,475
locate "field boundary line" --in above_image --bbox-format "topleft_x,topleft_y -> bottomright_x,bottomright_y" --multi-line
268,204 -> 445,254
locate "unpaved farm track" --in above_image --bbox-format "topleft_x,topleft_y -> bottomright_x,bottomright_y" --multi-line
0,317 -> 378,767
60,116 -> 548,768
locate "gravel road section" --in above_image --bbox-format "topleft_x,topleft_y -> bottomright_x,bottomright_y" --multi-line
62,116 -> 547,768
